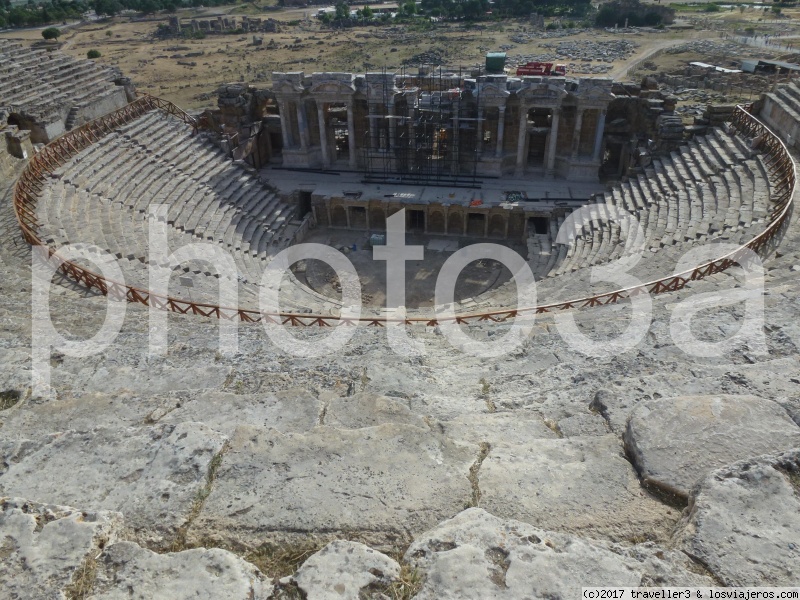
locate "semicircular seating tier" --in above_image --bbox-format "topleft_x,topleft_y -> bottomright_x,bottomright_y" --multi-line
32,107 -> 776,317
35,109 -> 337,314
0,39 -> 130,140
482,126 -> 774,311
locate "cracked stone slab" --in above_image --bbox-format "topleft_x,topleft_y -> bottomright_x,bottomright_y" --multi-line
0,497 -> 123,600
678,448 -> 800,586
189,424 -> 475,548
0,422 -> 227,545
2,389 -> 321,440
84,364 -> 232,394
89,541 -> 273,599
625,395 -> 800,499
0,392 -> 166,441
439,411 -> 557,446
323,392 -> 429,430
589,389 -> 640,433
157,388 -> 323,435
405,508 -> 712,600
478,435 -> 677,542
293,540 -> 400,600
557,412 -> 609,437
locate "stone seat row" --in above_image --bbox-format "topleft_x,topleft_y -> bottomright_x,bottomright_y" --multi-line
764,81 -> 800,125
35,179 -> 272,309
35,110 -> 306,311
547,128 -> 771,278
4,68 -> 118,108
0,56 -> 102,90
484,222 -> 760,312
0,48 -> 72,77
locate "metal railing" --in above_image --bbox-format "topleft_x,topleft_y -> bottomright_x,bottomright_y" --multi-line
11,98 -> 796,327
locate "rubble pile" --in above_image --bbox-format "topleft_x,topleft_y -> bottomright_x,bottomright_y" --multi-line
507,40 -> 635,74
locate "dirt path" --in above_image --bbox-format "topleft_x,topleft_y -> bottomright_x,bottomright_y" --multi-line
608,34 -> 702,79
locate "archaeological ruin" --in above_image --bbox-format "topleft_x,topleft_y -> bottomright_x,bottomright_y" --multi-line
1,29 -> 800,599
0,39 -> 134,146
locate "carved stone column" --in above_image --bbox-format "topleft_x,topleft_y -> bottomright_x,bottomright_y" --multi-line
317,102 -> 329,167
368,103 -> 378,151
347,102 -> 357,169
515,105 -> 528,176
296,101 -> 310,151
545,108 -> 561,176
388,98 -> 396,151
495,106 -> 506,159
571,107 -> 584,159
476,109 -> 483,159
452,111 -> 460,176
278,100 -> 294,148
593,109 -> 607,162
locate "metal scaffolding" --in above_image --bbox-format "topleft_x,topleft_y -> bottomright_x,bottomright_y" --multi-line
362,66 -> 483,188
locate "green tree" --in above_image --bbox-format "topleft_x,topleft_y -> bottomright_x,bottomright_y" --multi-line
42,26 -> 61,39
87,48 -> 101,58
400,0 -> 415,16
92,0 -> 122,17
361,4 -> 373,19
334,1 -> 349,20
138,0 -> 157,14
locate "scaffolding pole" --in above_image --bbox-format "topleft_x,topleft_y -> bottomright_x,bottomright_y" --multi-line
362,65 -> 483,188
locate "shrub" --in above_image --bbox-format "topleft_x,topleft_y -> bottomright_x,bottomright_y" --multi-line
87,49 -> 101,58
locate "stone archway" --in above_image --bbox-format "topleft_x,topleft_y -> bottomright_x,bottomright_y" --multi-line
369,208 -> 386,230
330,204 -> 347,227
447,212 -> 463,236
488,214 -> 505,237
428,210 -> 445,234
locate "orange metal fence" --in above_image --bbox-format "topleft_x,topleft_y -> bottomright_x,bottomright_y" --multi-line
11,98 -> 796,327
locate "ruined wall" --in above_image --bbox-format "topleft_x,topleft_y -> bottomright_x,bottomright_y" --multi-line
760,85 -> 800,152
260,71 -> 616,182
1,41 -> 136,144
73,88 -> 130,130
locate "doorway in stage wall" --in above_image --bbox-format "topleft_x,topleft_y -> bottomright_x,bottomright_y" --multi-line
407,209 -> 425,232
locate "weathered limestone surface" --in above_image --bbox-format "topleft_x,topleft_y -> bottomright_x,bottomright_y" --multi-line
0,389 -> 322,440
84,364 -> 232,394
323,392 -> 428,430
0,497 -> 123,600
440,411 -> 558,446
158,388 -> 322,435
556,412 -> 609,437
625,395 -> 800,498
2,108 -> 800,593
678,449 -> 800,586
406,508 -> 712,600
189,424 -> 476,547
0,423 -> 227,544
90,541 -> 273,600
478,435 -> 677,541
293,540 -> 400,600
